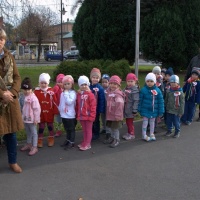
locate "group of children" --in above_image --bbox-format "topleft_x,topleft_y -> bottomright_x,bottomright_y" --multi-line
19,65 -> 200,155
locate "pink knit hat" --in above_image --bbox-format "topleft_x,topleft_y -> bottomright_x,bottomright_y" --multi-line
90,68 -> 101,79
56,74 -> 65,82
109,75 -> 121,86
62,75 -> 74,84
126,73 -> 138,81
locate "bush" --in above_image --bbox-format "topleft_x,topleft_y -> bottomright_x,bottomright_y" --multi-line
53,59 -> 131,82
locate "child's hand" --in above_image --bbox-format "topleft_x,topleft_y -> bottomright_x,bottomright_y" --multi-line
34,121 -> 38,125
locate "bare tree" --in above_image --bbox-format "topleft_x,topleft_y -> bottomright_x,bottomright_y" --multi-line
70,0 -> 84,15
16,6 -> 58,62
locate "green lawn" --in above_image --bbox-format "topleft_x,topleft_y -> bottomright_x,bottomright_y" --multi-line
16,65 -> 185,141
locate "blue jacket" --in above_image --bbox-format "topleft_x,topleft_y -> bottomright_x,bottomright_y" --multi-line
138,84 -> 164,118
183,80 -> 200,104
90,83 -> 105,114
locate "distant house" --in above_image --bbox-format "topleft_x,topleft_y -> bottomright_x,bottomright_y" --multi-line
52,19 -> 76,51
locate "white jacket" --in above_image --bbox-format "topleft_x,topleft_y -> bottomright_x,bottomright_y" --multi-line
59,90 -> 76,119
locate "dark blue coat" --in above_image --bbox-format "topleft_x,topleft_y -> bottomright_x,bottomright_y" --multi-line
138,84 -> 164,118
183,80 -> 200,104
90,83 -> 105,114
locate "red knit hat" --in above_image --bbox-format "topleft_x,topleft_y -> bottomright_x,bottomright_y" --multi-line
90,68 -> 101,79
126,73 -> 138,81
109,75 -> 121,86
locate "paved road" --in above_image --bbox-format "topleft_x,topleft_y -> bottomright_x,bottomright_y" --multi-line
0,114 -> 200,200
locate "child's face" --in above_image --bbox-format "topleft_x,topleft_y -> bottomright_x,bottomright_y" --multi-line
109,82 -> 119,91
165,74 -> 171,81
170,82 -> 179,87
39,82 -> 48,89
23,89 -> 32,96
80,84 -> 89,91
154,72 -> 161,78
63,82 -> 72,90
146,80 -> 155,87
101,79 -> 109,88
191,73 -> 199,80
91,76 -> 100,85
161,72 -> 165,79
126,80 -> 136,87
57,81 -> 63,88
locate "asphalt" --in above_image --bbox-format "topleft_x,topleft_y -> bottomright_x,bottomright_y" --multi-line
0,113 -> 200,200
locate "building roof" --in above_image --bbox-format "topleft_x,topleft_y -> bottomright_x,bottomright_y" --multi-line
63,32 -> 73,39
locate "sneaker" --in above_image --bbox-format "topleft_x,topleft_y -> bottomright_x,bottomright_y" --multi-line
103,136 -> 114,144
123,133 -> 135,140
122,133 -> 129,139
100,130 -> 106,134
165,131 -> 172,137
79,145 -> 91,151
64,143 -> 75,150
150,134 -> 156,141
173,132 -> 180,138
60,140 -> 69,147
20,143 -> 32,151
48,136 -> 55,147
55,130 -> 62,137
37,138 -> 43,148
185,121 -> 191,125
110,139 -> 120,148
143,135 -> 150,142
77,143 -> 84,148
29,147 -> 38,156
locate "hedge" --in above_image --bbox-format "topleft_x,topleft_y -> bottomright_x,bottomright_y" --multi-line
53,59 -> 131,82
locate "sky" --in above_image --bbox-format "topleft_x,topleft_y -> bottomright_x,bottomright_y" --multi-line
3,0 -> 80,26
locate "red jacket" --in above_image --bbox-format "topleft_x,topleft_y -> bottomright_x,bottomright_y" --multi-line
34,87 -> 58,123
53,84 -> 63,105
76,90 -> 96,121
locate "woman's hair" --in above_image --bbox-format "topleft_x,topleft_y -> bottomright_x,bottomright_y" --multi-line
0,28 -> 7,40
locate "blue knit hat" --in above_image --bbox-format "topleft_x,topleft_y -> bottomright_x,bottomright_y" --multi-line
165,67 -> 174,76
102,74 -> 110,81
170,75 -> 179,84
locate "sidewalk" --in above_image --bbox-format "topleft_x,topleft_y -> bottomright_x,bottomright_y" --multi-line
0,118 -> 200,200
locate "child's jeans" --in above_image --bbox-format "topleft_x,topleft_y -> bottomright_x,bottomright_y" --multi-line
24,123 -> 38,147
181,101 -> 196,123
80,120 -> 93,147
166,113 -> 180,133
62,118 -> 76,143
142,117 -> 155,138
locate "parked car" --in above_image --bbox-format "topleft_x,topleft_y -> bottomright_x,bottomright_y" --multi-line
45,51 -> 67,61
65,50 -> 79,59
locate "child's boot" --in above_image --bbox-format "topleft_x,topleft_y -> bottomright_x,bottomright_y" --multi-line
48,136 -> 55,147
37,138 -> 43,148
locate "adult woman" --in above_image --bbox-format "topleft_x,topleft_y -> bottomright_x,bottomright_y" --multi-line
0,28 -> 24,173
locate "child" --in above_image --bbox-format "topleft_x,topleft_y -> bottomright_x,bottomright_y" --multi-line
59,75 -> 77,149
53,73 -> 65,137
34,73 -> 58,147
165,75 -> 185,138
152,66 -> 164,94
89,68 -> 105,140
20,77 -> 41,156
181,68 -> 200,125
106,75 -> 124,148
138,73 -> 164,141
101,74 -> 110,135
76,75 -> 96,151
161,68 -> 167,81
122,73 -> 139,140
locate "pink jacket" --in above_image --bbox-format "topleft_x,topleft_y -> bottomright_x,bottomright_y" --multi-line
22,93 -> 41,123
106,88 -> 124,121
53,85 -> 63,105
76,90 -> 96,122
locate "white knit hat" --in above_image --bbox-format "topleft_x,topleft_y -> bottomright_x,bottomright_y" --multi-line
78,75 -> 90,86
152,66 -> 161,74
145,73 -> 156,84
39,73 -> 51,84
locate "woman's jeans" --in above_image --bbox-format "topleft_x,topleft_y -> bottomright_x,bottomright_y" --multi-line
3,133 -> 17,164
